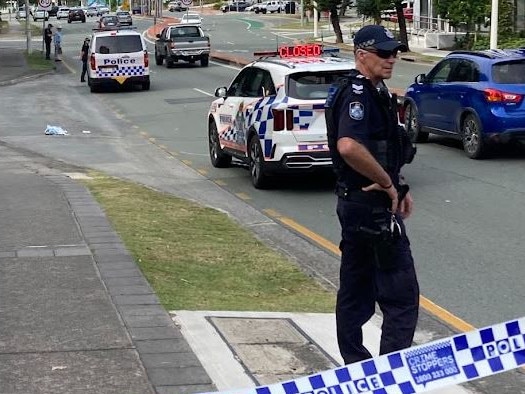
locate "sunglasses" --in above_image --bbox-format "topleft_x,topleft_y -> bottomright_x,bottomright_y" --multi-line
362,48 -> 398,59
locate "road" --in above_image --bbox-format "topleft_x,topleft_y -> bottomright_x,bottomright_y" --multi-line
5,11 -> 525,334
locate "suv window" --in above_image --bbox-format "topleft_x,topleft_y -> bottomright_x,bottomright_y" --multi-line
95,35 -> 143,54
492,60 -> 525,84
426,58 -> 457,83
287,71 -> 348,100
448,60 -> 479,83
227,67 -> 269,97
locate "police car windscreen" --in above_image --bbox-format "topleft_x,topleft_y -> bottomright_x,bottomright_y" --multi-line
287,71 -> 349,100
95,36 -> 143,54
492,60 -> 525,84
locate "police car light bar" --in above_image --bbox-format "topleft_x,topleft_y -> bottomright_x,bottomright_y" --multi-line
254,44 -> 340,59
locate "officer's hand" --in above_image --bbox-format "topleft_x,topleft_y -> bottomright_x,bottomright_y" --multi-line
361,183 -> 399,213
398,191 -> 413,219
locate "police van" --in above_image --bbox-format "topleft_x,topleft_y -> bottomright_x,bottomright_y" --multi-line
207,44 -> 354,188
87,27 -> 150,93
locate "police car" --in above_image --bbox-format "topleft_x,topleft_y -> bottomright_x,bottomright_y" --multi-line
207,44 -> 354,188
87,27 -> 150,93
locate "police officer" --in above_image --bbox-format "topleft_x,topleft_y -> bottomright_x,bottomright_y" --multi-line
80,37 -> 90,83
325,25 -> 419,365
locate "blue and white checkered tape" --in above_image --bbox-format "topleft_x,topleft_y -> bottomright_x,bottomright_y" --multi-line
96,65 -> 145,77
201,317 -> 525,394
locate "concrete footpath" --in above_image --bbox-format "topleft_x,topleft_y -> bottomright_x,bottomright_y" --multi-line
0,15 -> 502,394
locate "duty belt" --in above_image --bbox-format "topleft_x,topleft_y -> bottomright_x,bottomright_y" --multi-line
335,185 -> 391,207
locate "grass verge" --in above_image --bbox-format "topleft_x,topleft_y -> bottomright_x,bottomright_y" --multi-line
80,173 -> 336,312
26,50 -> 54,70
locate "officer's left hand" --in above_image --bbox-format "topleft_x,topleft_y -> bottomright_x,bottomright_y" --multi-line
398,191 -> 413,219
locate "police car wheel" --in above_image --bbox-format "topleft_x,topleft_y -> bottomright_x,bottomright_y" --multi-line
249,136 -> 269,189
461,113 -> 485,159
405,102 -> 428,143
209,121 -> 232,168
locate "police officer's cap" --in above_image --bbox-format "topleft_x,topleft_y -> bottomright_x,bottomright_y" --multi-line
353,25 -> 408,52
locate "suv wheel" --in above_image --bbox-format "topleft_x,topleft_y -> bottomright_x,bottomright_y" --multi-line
201,56 -> 209,67
249,135 -> 270,189
208,121 -> 232,168
155,49 -> 163,65
461,113 -> 485,159
405,102 -> 428,143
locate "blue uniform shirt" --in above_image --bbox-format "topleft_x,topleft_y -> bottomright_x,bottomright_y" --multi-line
329,72 -> 396,190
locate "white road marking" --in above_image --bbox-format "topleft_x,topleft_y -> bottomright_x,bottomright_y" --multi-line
193,88 -> 214,97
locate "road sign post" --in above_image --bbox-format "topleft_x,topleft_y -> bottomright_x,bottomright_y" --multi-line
38,0 -> 52,56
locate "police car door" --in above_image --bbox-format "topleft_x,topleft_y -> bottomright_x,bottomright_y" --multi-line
217,67 -> 263,154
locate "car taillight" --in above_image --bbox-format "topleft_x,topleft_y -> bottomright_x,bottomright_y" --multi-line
273,109 -> 284,131
272,109 -> 294,131
144,51 -> 149,67
286,109 -> 293,130
90,54 -> 96,70
484,88 -> 522,104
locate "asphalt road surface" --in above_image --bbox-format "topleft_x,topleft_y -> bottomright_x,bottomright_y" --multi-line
6,12 -> 525,334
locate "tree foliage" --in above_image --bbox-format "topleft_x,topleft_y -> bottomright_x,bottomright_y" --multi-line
435,0 -> 489,31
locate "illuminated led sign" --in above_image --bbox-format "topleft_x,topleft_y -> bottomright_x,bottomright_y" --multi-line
278,44 -> 322,58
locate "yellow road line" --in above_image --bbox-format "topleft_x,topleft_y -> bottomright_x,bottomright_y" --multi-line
197,168 -> 208,176
61,59 -> 76,74
215,179 -> 227,186
264,209 -> 475,334
235,192 -> 251,200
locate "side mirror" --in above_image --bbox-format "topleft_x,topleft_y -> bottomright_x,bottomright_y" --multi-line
415,73 -> 426,84
215,87 -> 227,98
156,33 -> 161,38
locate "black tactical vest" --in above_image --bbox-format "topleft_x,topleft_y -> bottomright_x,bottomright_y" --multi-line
325,70 -> 415,188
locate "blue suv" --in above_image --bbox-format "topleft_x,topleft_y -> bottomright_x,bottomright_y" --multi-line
403,49 -> 525,159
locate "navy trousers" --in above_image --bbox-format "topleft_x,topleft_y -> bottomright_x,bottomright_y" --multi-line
336,197 -> 419,365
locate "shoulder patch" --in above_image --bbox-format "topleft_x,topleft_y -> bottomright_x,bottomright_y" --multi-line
349,102 -> 364,120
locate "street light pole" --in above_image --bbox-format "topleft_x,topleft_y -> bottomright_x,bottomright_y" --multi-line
490,0 -> 498,49
313,1 -> 318,38
25,0 -> 31,54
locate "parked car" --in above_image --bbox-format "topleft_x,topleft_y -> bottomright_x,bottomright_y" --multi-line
68,8 -> 86,23
389,7 -> 413,23
207,45 -> 353,188
403,49 -> 525,159
33,8 -> 49,21
48,5 -> 59,16
96,6 -> 110,16
86,6 -> 98,16
56,7 -> 70,19
168,1 -> 188,11
221,1 -> 250,12
116,10 -> 132,25
16,7 -> 27,19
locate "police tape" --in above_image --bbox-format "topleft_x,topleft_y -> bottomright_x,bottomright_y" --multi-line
204,317 -> 525,394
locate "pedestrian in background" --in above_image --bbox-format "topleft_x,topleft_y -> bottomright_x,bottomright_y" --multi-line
324,24 -> 419,365
44,23 -> 53,60
54,25 -> 63,62
80,37 -> 90,82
